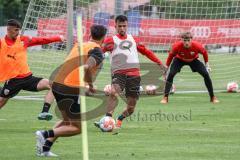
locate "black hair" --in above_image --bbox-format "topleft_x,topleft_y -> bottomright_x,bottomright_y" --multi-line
90,25 -> 107,40
115,15 -> 128,23
7,19 -> 21,28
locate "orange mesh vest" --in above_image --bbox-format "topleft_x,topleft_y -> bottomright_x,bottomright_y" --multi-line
54,42 -> 101,87
0,36 -> 30,82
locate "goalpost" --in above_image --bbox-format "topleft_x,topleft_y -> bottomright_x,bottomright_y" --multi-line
77,14 -> 89,160
22,0 -> 240,93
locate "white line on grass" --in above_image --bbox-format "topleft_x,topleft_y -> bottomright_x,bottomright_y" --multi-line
13,96 -> 43,101
175,90 -> 225,94
12,89 -> 226,101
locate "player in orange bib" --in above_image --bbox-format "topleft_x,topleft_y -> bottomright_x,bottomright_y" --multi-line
35,25 -> 107,157
0,19 -> 64,120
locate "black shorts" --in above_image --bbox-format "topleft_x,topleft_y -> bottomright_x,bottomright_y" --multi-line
112,73 -> 141,99
0,74 -> 42,98
52,82 -> 80,119
169,58 -> 207,73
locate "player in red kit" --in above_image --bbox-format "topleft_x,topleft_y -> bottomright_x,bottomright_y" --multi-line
94,15 -> 167,129
161,32 -> 219,104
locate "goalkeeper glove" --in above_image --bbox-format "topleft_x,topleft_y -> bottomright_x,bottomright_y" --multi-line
158,64 -> 168,74
205,62 -> 211,72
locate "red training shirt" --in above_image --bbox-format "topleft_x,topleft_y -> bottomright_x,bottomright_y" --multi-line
166,40 -> 208,67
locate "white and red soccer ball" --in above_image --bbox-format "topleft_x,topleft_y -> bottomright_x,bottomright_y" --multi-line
227,82 -> 239,92
139,85 -> 144,92
145,84 -> 157,95
99,116 -> 115,132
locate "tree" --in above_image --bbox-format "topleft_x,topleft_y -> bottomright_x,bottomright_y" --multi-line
0,0 -> 30,26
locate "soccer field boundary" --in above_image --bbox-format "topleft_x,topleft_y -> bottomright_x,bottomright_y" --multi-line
13,90 -> 226,101
13,96 -> 44,101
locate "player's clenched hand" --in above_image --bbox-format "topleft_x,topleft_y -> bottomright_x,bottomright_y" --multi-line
88,84 -> 96,93
205,62 -> 211,72
85,83 -> 96,96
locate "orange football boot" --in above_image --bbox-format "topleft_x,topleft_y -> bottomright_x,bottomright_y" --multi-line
115,119 -> 122,129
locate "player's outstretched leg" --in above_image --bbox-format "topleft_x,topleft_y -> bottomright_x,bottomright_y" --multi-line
115,96 -> 137,128
161,59 -> 181,104
36,89 -> 82,157
94,84 -> 120,129
38,90 -> 54,121
35,130 -> 47,156
36,119 -> 81,157
115,76 -> 140,128
35,129 -> 58,157
94,95 -> 118,128
202,73 -> 219,103
36,79 -> 54,120
161,72 -> 177,104
196,61 -> 219,103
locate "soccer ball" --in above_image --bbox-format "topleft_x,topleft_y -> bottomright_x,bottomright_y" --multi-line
99,116 -> 115,132
227,82 -> 239,92
103,84 -> 112,96
145,84 -> 157,95
139,85 -> 144,93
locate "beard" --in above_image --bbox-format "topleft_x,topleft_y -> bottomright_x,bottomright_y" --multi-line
119,31 -> 126,36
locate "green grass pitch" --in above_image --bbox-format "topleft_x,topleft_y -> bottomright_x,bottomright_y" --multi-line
0,51 -> 240,159
0,92 -> 240,160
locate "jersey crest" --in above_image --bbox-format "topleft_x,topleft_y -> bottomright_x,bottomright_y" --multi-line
190,51 -> 195,55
